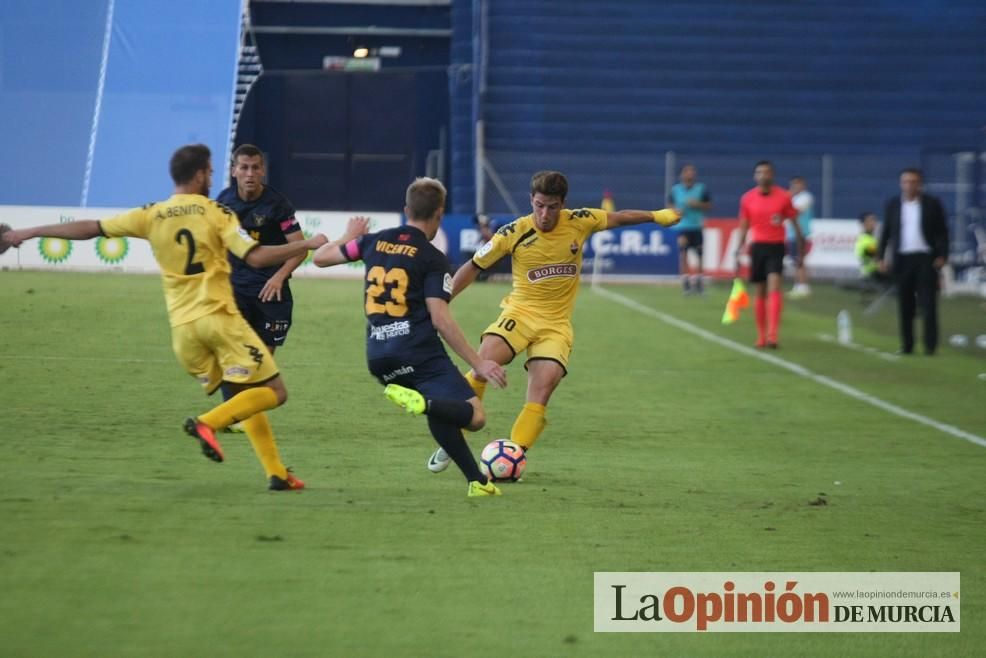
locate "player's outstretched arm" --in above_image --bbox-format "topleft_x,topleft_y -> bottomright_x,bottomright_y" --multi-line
2,220 -> 102,247
425,297 -> 506,388
312,216 -> 371,268
605,209 -> 681,230
246,233 -> 328,269
450,260 -> 482,300
260,231 -> 307,302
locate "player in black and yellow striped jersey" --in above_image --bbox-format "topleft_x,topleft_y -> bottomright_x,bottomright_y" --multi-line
3,144 -> 362,490
445,170 -> 680,468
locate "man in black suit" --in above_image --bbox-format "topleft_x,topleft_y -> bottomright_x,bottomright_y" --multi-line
877,168 -> 949,355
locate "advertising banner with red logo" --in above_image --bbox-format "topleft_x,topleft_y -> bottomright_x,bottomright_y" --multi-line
805,219 -> 865,275
702,218 -> 748,280
702,217 -> 860,280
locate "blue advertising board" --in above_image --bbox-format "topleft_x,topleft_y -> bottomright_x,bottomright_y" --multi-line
426,213 -> 680,278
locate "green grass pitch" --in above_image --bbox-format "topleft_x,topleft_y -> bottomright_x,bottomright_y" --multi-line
0,271 -> 983,657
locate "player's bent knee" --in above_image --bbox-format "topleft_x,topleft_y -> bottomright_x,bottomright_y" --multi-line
466,399 -> 486,431
467,414 -> 485,432
479,334 -> 515,365
265,377 -> 288,406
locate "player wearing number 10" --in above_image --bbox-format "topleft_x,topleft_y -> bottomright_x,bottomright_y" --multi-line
446,170 -> 681,465
313,178 -> 508,497
1,144 -> 336,490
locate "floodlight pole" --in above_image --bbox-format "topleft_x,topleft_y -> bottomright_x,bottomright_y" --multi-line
822,153 -> 834,218
664,151 -> 676,207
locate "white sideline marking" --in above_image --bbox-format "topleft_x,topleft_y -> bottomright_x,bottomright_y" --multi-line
593,286 -> 986,449
816,333 -> 900,362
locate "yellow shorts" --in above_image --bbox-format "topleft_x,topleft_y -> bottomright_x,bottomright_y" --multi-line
482,310 -> 573,373
171,311 -> 279,394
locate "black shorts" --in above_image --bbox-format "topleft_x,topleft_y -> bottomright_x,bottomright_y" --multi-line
368,353 -> 475,401
750,243 -> 785,283
234,291 -> 293,348
676,229 -> 703,253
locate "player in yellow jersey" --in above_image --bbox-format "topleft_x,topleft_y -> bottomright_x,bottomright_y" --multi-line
1,144 -> 363,491
425,170 -> 680,472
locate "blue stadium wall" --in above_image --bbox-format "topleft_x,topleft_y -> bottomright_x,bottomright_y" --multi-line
451,0 -> 986,216
0,0 -> 242,207
4,0 -> 984,217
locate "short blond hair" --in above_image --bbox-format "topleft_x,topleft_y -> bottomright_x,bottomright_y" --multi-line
405,177 -> 447,220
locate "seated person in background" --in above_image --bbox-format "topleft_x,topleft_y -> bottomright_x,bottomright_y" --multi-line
462,214 -> 510,281
856,211 -> 890,294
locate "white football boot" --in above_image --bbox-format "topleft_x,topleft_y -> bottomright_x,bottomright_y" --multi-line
427,447 -> 451,473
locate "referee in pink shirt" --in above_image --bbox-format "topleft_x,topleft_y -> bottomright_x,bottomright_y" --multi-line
735,161 -> 804,348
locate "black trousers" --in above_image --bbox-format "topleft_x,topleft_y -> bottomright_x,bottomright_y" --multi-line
894,253 -> 939,354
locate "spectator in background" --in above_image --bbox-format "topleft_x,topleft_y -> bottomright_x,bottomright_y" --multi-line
787,176 -> 814,298
465,214 -> 510,281
877,168 -> 949,355
478,215 -> 495,243
667,164 -> 711,295
855,211 -> 890,295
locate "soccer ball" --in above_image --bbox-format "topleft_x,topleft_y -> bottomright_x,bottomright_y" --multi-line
480,439 -> 527,482
948,334 -> 969,348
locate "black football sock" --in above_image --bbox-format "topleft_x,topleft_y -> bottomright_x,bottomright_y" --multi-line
425,398 -> 474,428
427,416 -> 486,484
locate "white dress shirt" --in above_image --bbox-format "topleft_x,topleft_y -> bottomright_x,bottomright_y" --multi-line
899,198 -> 930,254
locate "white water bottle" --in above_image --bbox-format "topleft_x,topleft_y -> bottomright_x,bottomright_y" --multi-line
837,309 -> 852,344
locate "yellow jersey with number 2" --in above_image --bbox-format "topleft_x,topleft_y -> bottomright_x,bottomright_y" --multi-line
99,194 -> 258,327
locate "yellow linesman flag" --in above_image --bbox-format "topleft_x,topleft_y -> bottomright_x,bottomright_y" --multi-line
721,278 -> 750,324
601,189 -> 616,213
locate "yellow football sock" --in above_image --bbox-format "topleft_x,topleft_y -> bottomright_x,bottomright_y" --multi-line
510,402 -> 546,450
241,412 -> 287,480
464,370 -> 487,400
198,386 -> 279,431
